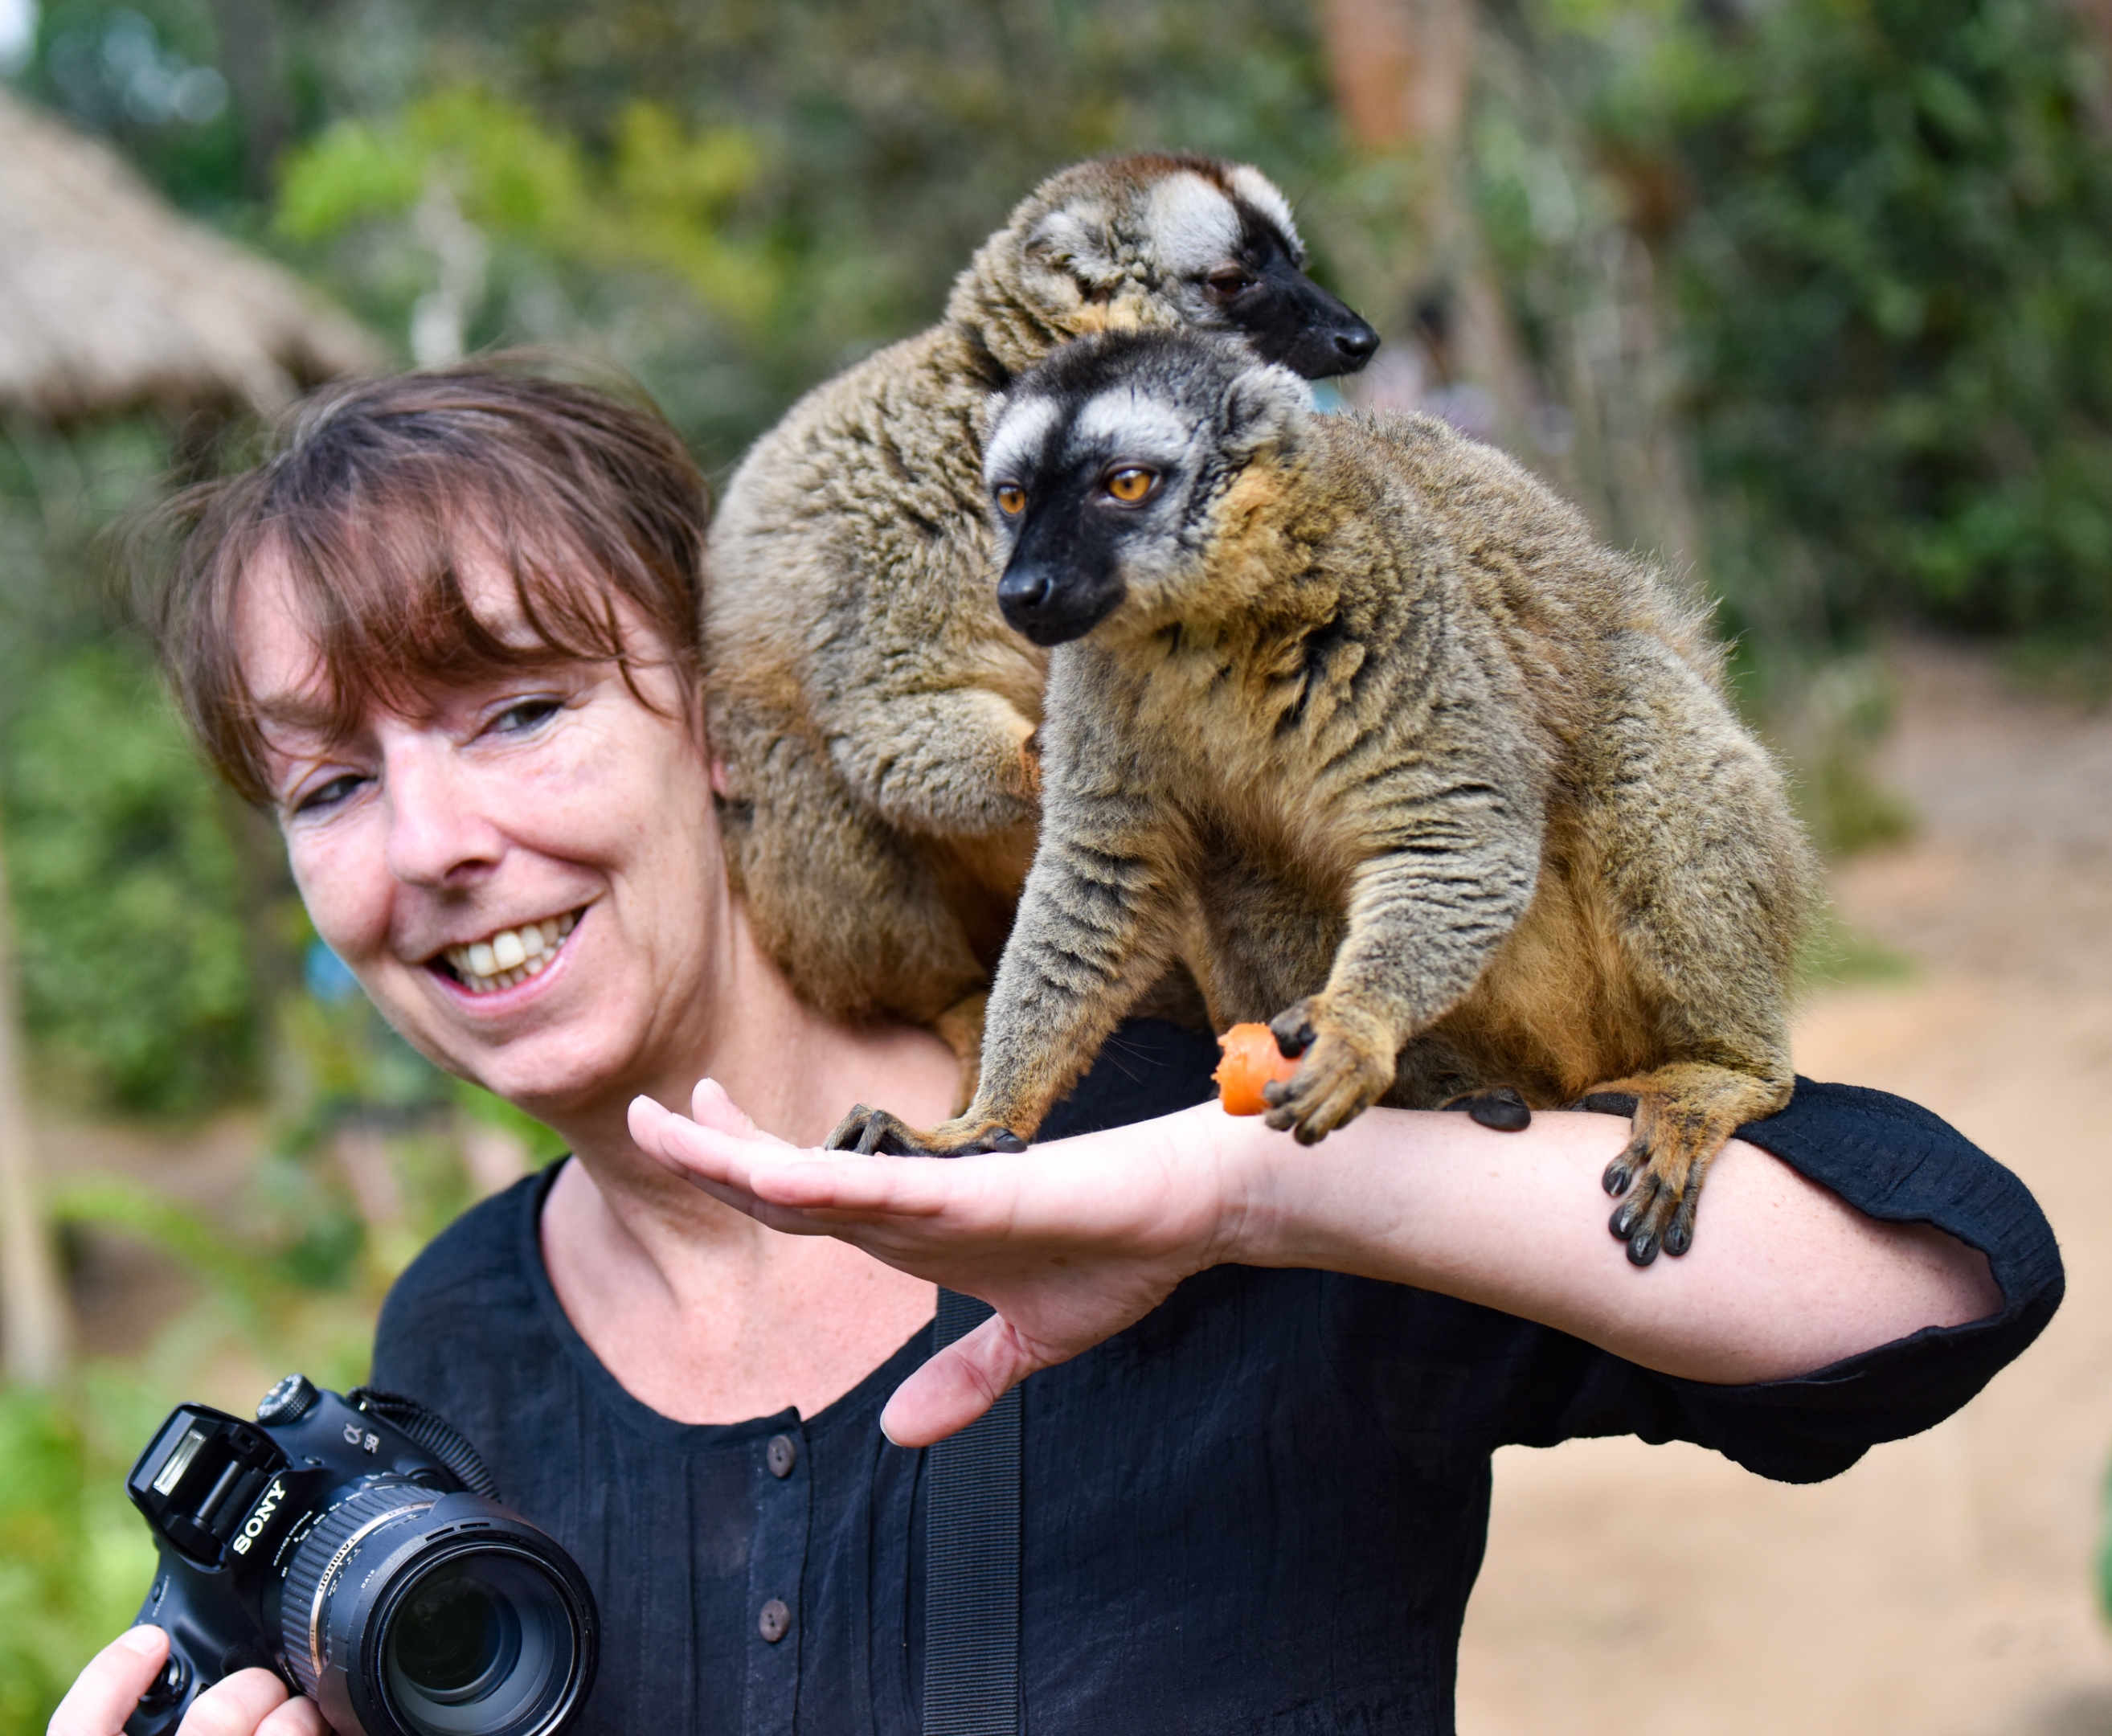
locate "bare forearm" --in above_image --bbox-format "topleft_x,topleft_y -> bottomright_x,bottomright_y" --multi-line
628,1081 -> 2005,1444
1215,1103 -> 2001,1383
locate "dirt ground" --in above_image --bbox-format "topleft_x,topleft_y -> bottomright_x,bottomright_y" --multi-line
1458,640 -> 2112,1736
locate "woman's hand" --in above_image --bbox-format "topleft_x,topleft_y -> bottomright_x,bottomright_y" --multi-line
47,1628 -> 327,1736
628,1083 -> 1246,1445
629,1082 -> 2000,1448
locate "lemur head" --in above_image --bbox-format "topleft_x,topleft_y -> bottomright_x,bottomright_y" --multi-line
949,154 -> 1378,381
983,329 -> 1310,647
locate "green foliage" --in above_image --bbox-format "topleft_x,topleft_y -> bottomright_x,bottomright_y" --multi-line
1,641 -> 258,1113
2100,1453 -> 2112,1625
0,419 -> 264,1116
1515,0 -> 2112,645
18,0 -> 248,211
0,1383 -> 160,1736
1680,0 -> 2112,641
277,86 -> 781,329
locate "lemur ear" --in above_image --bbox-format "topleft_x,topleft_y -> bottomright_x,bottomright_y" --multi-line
1221,364 -> 1311,460
1024,203 -> 1125,294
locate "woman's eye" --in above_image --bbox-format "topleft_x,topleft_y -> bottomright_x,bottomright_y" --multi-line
292,773 -> 365,817
489,696 -> 564,735
1104,467 -> 1156,504
995,484 -> 1027,517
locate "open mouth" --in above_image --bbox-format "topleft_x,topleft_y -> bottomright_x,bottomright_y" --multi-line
437,910 -> 581,996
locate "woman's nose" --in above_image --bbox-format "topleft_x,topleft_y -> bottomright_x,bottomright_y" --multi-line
382,743 -> 502,886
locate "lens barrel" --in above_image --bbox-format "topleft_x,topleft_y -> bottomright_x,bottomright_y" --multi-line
280,1483 -> 596,1736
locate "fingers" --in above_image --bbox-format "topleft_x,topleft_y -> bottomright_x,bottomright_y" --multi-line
255,1692 -> 330,1736
687,1078 -> 794,1148
628,1096 -> 772,1215
49,1626 -> 168,1736
878,1313 -> 1043,1447
632,1095 -> 956,1223
174,1670 -> 312,1736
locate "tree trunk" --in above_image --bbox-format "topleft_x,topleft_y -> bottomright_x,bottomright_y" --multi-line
1317,0 -> 1544,465
0,801 -> 68,1385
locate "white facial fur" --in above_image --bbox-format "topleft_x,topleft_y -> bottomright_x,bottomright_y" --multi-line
984,395 -> 1065,489
1143,173 -> 1244,279
1226,166 -> 1302,255
1072,389 -> 1197,465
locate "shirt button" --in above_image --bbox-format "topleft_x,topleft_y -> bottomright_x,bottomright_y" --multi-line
758,1598 -> 792,1644
767,1434 -> 797,1479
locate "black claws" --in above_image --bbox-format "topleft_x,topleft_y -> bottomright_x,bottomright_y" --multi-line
1269,1013 -> 1316,1059
1571,1091 -> 1640,1118
1605,1172 -> 1695,1266
825,1105 -> 916,1154
822,1106 -> 1029,1158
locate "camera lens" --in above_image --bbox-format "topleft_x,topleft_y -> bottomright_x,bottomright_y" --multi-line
388,1561 -> 521,1702
380,1553 -> 571,1734
282,1485 -> 596,1736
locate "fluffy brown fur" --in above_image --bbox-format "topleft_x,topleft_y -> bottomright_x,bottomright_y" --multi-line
831,331 -> 1819,1264
703,155 -> 1374,1086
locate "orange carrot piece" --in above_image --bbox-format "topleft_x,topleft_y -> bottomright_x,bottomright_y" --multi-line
1214,1022 -> 1300,1116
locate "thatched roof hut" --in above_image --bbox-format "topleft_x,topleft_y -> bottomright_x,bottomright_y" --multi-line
0,88 -> 382,424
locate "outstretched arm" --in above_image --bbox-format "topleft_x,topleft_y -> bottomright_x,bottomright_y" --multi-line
628,1085 -> 2000,1447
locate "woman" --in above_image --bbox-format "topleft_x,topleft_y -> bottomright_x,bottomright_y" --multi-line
55,364 -> 2055,1736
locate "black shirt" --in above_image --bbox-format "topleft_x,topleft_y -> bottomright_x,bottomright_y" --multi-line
371,1022 -> 2061,1734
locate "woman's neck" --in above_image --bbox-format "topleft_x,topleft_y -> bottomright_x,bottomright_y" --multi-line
526,895 -> 958,1424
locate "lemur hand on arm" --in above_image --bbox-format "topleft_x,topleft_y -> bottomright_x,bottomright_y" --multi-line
629,1085 -> 2002,1447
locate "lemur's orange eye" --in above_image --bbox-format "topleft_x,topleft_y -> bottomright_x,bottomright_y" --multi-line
995,484 -> 1027,516
1105,467 -> 1156,503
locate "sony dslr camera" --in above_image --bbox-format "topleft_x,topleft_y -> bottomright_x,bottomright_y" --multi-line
122,1375 -> 598,1736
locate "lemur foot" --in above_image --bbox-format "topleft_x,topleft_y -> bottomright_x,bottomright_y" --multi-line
1587,1066 -> 1791,1266
1259,997 -> 1396,1144
825,1104 -> 1029,1157
1440,1086 -> 1533,1132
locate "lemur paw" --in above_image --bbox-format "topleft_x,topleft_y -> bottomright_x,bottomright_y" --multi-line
1259,998 -> 1394,1144
824,1104 -> 1029,1157
1589,1073 -> 1750,1266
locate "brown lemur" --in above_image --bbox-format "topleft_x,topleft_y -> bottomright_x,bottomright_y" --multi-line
828,330 -> 1820,1265
702,155 -> 1377,1081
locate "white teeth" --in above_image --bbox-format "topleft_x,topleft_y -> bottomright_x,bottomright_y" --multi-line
443,911 -> 582,994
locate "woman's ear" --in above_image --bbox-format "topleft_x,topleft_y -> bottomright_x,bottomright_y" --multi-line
710,754 -> 733,800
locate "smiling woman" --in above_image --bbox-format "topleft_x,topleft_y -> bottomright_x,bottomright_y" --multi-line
52,357 -> 2060,1736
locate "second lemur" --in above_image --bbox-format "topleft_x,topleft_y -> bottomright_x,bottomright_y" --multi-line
831,330 -> 1820,1265
703,154 -> 1376,1077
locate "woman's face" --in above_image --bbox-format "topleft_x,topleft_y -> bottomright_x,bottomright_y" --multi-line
237,549 -> 727,1119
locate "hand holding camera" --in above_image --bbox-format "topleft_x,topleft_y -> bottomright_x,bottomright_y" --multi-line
55,1377 -> 599,1736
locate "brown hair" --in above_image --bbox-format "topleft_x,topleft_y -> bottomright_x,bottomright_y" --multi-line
133,357 -> 711,805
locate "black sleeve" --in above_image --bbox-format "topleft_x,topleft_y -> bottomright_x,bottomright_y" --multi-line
1504,1077 -> 2064,1482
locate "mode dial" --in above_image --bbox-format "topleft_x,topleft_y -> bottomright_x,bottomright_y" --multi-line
255,1374 -> 320,1426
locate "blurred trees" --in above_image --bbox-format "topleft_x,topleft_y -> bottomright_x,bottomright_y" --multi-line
0,0 -> 2100,1148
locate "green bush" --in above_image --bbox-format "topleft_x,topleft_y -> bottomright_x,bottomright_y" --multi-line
1557,0 -> 2112,645
0,1382 -> 160,1736
2,642 -> 259,1114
